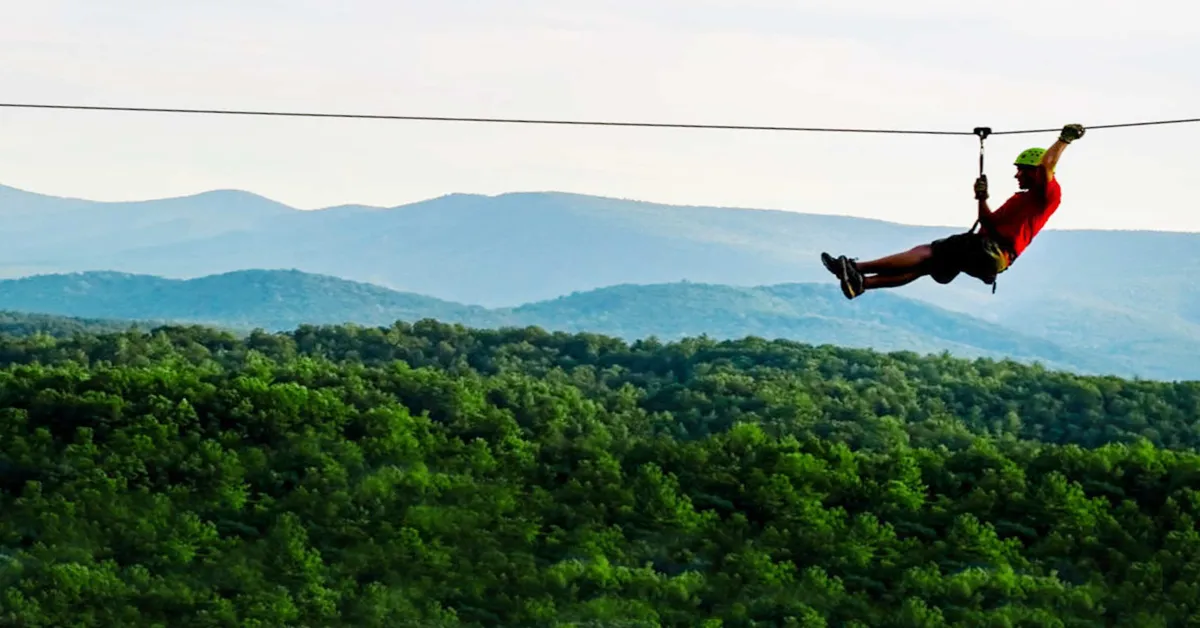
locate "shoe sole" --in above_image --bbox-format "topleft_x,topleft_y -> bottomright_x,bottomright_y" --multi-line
839,257 -> 862,299
840,279 -> 855,299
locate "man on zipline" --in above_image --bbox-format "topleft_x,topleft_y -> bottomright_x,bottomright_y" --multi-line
822,123 -> 1086,299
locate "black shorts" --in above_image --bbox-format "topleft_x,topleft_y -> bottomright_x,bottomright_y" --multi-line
927,232 -> 1013,285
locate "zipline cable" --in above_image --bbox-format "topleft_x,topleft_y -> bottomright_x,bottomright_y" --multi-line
991,117 -> 1200,135
1,102 -> 1198,136
0,103 -> 971,135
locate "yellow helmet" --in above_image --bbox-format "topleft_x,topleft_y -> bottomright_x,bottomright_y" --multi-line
1014,147 -> 1045,167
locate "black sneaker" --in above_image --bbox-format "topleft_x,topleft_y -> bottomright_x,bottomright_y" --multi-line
821,252 -> 845,279
840,257 -> 864,299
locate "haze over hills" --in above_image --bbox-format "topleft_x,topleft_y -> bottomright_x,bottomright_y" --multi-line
0,268 -> 1170,380
1,183 -> 1198,379
0,184 -> 963,306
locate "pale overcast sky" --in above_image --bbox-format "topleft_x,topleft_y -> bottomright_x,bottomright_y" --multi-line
1,0 -> 1197,231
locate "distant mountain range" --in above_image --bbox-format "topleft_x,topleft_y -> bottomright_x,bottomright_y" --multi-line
1,183 -> 1197,381
0,269 -> 1168,380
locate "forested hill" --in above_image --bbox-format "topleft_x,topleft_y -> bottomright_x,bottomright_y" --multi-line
0,270 -> 1154,379
0,310 -> 151,337
0,270 -> 492,332
4,185 -> 1199,384
508,282 -> 1126,376
3,320 -> 1200,624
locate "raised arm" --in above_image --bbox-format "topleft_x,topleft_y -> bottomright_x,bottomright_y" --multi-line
1041,123 -> 1085,176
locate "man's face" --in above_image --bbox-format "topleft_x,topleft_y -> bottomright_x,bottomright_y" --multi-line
1015,165 -> 1039,190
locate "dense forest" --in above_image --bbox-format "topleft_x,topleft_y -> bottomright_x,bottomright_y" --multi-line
2,318 -> 1200,626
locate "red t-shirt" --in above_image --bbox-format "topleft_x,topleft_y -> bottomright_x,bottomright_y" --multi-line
982,175 -> 1061,257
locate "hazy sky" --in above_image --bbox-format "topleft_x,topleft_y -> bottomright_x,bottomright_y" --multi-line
1,1 -> 1197,231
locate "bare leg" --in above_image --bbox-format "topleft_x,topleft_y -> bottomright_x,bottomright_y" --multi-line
856,244 -> 934,275
822,243 -> 938,300
864,271 -> 923,290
